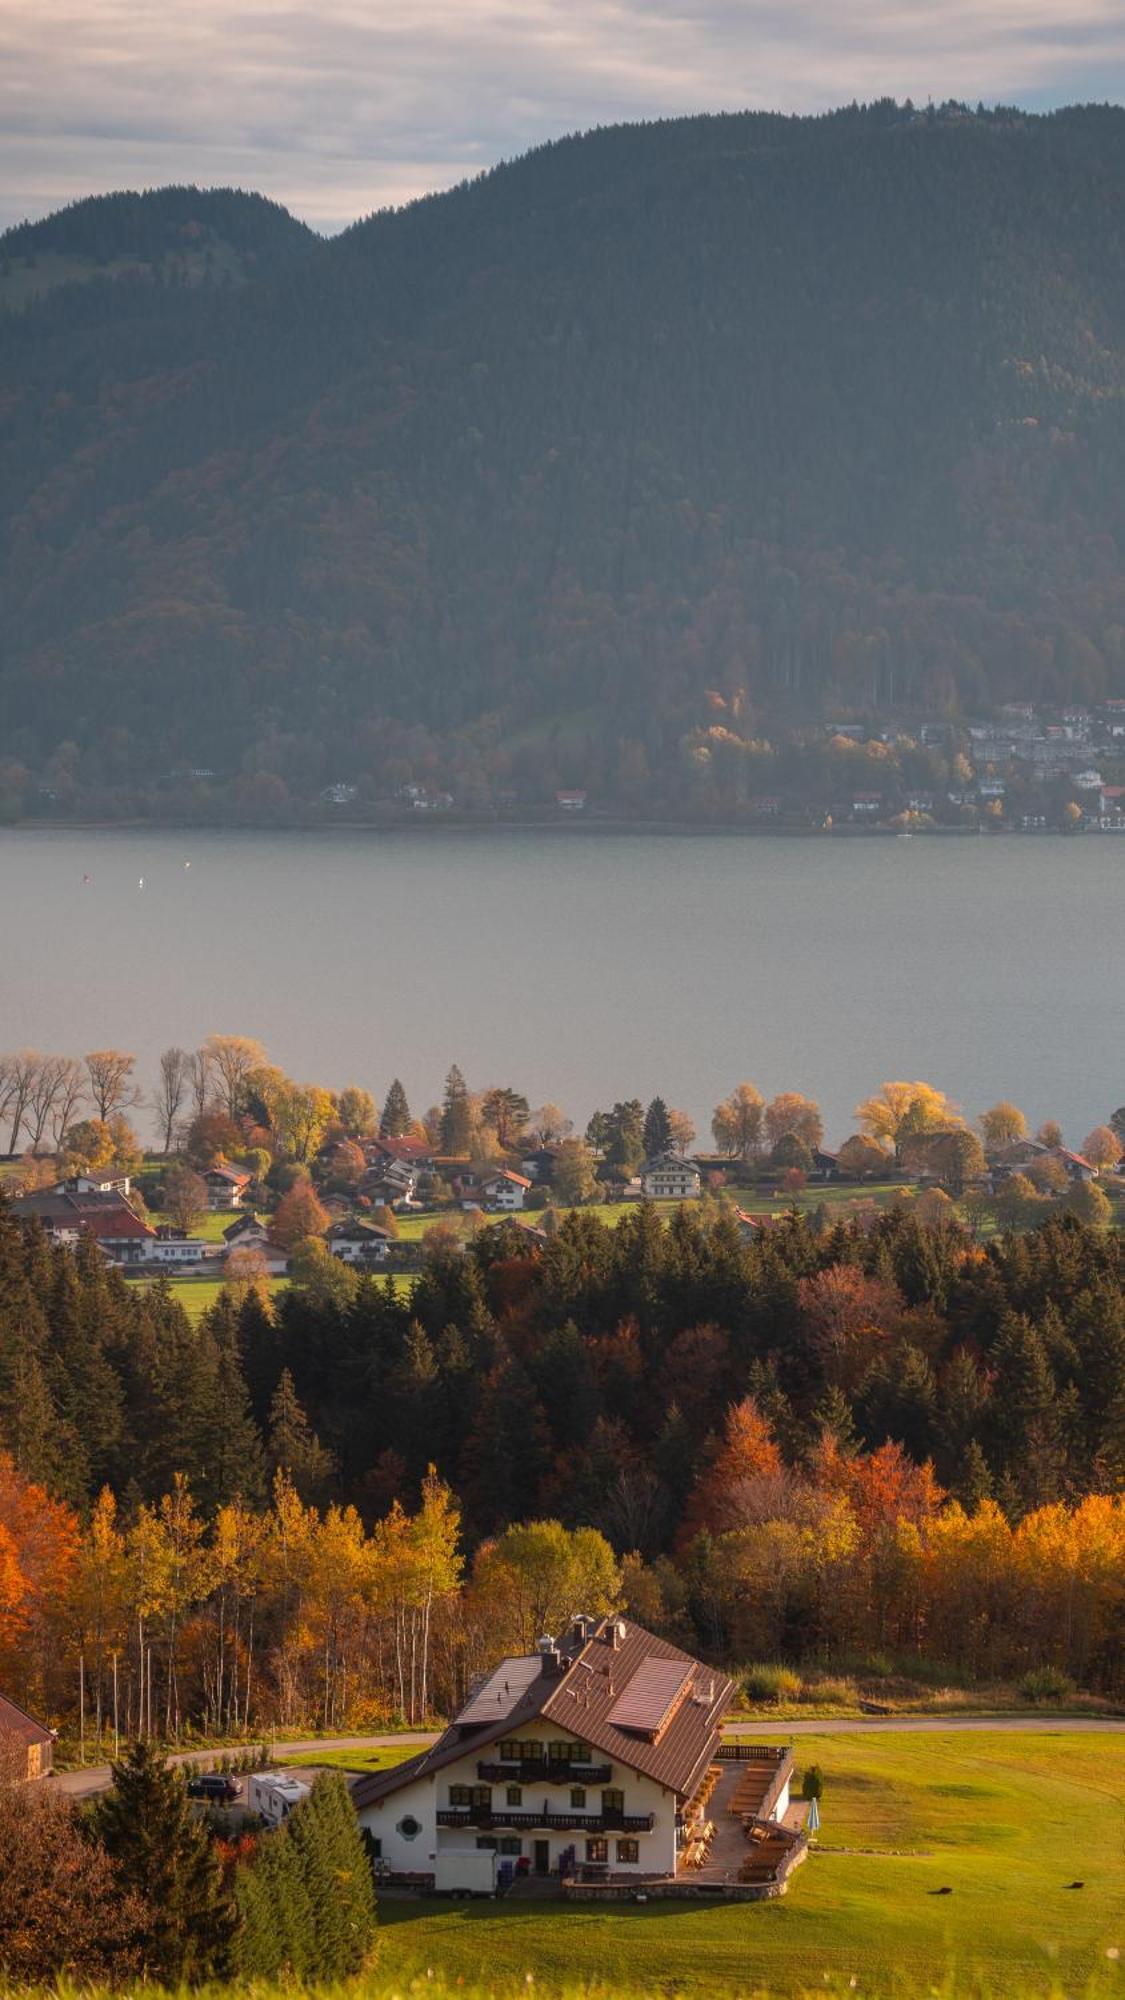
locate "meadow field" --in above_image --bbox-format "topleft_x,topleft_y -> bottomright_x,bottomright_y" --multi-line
376,1730 -> 1125,1998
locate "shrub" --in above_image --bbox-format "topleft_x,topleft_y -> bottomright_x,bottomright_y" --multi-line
1019,1666 -> 1075,1703
801,1765 -> 824,1801
743,1663 -> 802,1704
857,1651 -> 895,1681
798,1676 -> 854,1706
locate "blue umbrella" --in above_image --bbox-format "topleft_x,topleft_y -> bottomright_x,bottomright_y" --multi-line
807,1795 -> 820,1834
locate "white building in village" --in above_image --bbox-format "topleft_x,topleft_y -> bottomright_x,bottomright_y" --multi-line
640,1154 -> 702,1201
353,1615 -> 756,1885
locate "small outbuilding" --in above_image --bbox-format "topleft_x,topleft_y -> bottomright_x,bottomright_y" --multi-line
0,1693 -> 54,1781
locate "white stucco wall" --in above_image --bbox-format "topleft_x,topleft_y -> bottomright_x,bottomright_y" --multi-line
356,1721 -> 682,1877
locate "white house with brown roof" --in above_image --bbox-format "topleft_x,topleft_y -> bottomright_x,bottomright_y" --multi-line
204,1162 -> 252,1210
325,1218 -> 392,1266
352,1615 -> 746,1886
8,1187 -> 158,1265
221,1214 -> 290,1274
640,1154 -> 702,1201
479,1168 -> 532,1211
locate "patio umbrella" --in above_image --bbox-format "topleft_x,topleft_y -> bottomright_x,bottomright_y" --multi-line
806,1795 -> 820,1834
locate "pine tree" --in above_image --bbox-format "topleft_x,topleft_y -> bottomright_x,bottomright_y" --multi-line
643,1097 -> 672,1158
380,1077 -> 411,1137
205,1325 -> 266,1508
94,1740 -> 238,1981
267,1368 -> 336,1503
232,1819 -> 315,1978
286,1773 -> 377,1977
238,1285 -> 285,1427
459,1356 -> 550,1529
955,1438 -> 993,1512
439,1064 -> 471,1153
812,1384 -> 858,1453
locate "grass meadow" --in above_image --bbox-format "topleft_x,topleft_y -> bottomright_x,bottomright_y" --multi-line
375,1730 -> 1125,1998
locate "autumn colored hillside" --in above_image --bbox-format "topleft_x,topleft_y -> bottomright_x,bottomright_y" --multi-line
2,102 -> 1125,817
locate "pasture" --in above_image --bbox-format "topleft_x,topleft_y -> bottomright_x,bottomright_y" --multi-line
376,1729 -> 1125,1998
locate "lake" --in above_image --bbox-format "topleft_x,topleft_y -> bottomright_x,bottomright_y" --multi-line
1,827 -> 1122,1148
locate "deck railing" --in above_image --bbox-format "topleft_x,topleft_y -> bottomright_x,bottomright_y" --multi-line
716,1743 -> 789,1762
437,1808 -> 654,1834
476,1761 -> 612,1785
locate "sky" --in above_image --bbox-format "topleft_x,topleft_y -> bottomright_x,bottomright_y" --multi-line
2,0 -> 1124,236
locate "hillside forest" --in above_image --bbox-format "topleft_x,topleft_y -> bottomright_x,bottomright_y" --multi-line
2,1194 -> 1124,1743
3,103 -> 1125,820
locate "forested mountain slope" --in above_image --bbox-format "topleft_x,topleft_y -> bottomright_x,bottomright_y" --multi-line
2,102 -> 1125,817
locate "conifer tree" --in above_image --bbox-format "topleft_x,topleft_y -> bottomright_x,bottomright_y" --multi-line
205,1325 -> 267,1508
237,1285 -> 285,1428
94,1740 -> 238,1981
285,1773 -> 377,1977
955,1438 -> 993,1512
643,1097 -> 672,1157
267,1368 -> 336,1503
439,1065 -> 472,1152
380,1077 -> 411,1137
232,1818 -> 315,1978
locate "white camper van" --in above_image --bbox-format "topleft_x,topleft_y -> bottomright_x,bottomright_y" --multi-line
248,1772 -> 311,1826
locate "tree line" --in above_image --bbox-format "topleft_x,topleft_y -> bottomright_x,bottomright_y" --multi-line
3,1034 -> 1123,1198
2,1192 -> 1125,1739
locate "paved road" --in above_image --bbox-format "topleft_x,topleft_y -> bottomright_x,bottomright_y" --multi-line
54,1733 -> 438,1801
725,1714 -> 1125,1736
53,1714 -> 1124,1800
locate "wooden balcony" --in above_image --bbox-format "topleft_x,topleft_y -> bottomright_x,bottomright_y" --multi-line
437,1808 -> 654,1834
475,1761 -> 612,1785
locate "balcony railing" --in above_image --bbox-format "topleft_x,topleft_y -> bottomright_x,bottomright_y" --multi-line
438,1808 -> 654,1834
476,1761 -> 612,1786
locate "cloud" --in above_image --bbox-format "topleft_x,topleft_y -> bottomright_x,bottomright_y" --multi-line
1,0 -> 1123,233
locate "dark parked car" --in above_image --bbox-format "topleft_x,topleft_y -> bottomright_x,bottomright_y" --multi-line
186,1773 -> 242,1804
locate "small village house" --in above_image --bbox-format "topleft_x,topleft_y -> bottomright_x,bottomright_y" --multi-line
204,1162 -> 252,1210
7,1186 -> 158,1265
455,1167 -> 532,1211
222,1214 -> 290,1273
0,1693 -> 54,1781
640,1154 -> 702,1201
479,1168 -> 532,1211
325,1218 -> 392,1266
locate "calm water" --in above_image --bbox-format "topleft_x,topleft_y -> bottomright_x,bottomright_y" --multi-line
1,827 -> 1123,1147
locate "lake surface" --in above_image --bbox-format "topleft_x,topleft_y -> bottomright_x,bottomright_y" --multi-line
1,827 -> 1123,1148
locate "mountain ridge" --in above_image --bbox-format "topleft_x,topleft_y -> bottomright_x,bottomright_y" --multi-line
2,101 -> 1124,822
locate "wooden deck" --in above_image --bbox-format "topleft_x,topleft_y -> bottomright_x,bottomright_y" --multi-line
560,1758 -> 808,1902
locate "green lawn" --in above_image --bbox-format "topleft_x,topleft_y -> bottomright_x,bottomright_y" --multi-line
376,1731 -> 1125,1998
162,1276 -> 290,1322
148,1207 -> 241,1242
285,1744 -> 422,1775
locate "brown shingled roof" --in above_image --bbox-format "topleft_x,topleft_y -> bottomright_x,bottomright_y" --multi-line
0,1692 -> 53,1747
352,1617 -> 732,1811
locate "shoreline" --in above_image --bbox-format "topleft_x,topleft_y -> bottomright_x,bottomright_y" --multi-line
0,815 -> 1107,841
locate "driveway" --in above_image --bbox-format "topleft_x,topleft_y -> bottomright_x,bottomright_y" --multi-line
54,1732 -> 437,1801
53,1712 -> 1124,1801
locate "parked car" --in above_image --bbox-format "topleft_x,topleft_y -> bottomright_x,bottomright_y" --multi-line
186,1773 -> 242,1804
